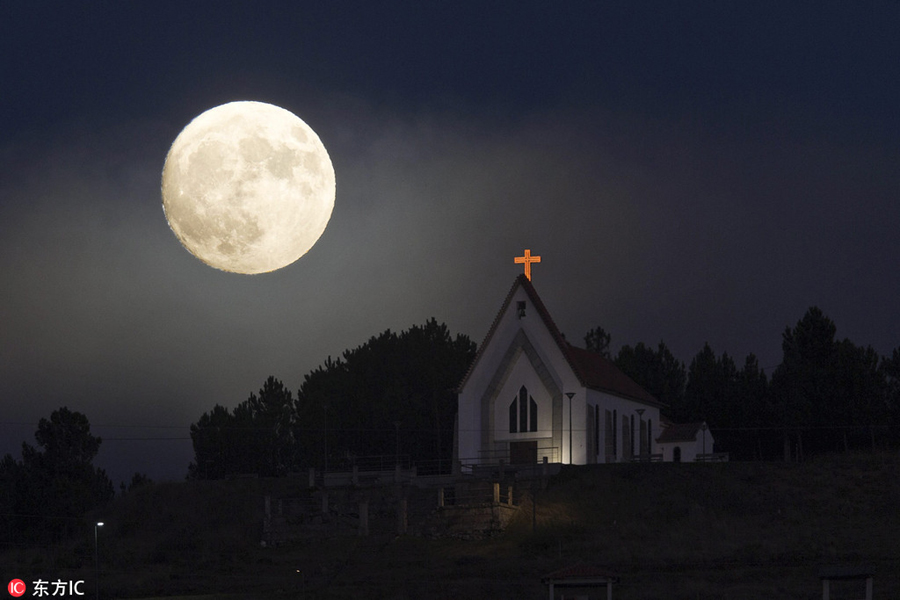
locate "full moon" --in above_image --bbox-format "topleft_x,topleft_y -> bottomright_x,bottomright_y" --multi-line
161,101 -> 335,274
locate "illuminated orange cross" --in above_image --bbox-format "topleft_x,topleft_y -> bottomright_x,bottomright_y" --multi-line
514,249 -> 541,281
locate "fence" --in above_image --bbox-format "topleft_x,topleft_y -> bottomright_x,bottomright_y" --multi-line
458,444 -> 561,474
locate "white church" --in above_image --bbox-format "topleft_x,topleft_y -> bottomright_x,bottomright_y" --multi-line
457,255 -> 715,467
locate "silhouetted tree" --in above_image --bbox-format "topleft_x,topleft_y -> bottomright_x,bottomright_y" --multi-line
770,306 -> 891,458
188,376 -> 296,479
584,326 -> 612,358
833,339 -> 885,451
295,319 -> 476,470
771,307 -> 837,460
189,321 -> 475,477
187,404 -> 236,479
120,472 -> 153,495
882,348 -> 900,445
681,344 -> 775,459
1,407 -> 113,545
734,354 -> 773,459
235,376 -> 296,475
683,343 -> 734,426
614,341 -> 686,415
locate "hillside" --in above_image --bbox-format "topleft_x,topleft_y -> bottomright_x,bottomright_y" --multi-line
6,452 -> 899,599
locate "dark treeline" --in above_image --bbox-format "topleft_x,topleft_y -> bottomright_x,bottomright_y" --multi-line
0,407 -> 115,547
187,318 -> 476,479
587,306 -> 900,460
187,307 -> 898,478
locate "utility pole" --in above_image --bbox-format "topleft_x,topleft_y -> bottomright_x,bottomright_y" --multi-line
565,393 -> 575,464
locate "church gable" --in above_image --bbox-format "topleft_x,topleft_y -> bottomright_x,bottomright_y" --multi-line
458,275 -> 569,396
492,345 -> 555,441
476,328 -> 565,462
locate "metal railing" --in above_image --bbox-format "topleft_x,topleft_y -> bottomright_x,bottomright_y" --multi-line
630,453 -> 664,463
458,444 -> 561,474
325,453 -> 412,473
695,452 -> 730,462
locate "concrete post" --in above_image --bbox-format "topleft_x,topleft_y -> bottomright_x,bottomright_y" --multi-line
352,465 -> 359,486
358,499 -> 369,537
397,493 -> 408,535
493,482 -> 500,504
308,467 -> 316,488
321,491 -> 329,515
508,486 -> 514,506
438,487 -> 445,508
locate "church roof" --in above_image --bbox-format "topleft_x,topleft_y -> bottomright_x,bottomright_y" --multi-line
656,421 -> 706,443
563,343 -> 662,407
458,274 -> 663,408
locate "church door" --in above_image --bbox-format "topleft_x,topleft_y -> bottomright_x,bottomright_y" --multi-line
510,441 -> 538,465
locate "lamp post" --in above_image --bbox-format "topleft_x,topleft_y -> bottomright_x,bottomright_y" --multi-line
323,403 -> 328,474
394,421 -> 401,467
565,393 -> 575,464
636,409 -> 645,460
701,422 -> 708,457
94,522 -> 104,600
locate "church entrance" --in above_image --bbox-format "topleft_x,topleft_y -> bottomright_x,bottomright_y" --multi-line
510,441 -> 538,465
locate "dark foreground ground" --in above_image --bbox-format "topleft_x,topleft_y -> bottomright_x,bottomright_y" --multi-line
5,452 -> 899,599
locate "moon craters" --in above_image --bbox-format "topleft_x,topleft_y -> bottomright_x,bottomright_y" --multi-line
161,101 -> 335,274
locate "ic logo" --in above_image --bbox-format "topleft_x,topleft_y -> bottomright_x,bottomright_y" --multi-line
7,579 -> 26,597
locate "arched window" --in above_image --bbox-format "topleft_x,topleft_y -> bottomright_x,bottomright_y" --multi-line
519,387 -> 528,432
530,396 -> 538,432
509,386 -> 538,433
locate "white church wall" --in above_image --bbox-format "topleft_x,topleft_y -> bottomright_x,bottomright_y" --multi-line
457,387 -> 481,464
581,391 -> 661,464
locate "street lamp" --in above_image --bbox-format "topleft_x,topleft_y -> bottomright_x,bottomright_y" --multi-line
565,393 -> 575,464
635,409 -> 645,460
94,522 -> 104,600
323,403 -> 328,474
394,421 -> 401,467
701,422 -> 708,457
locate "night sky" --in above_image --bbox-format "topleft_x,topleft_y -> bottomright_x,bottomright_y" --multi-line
2,2 -> 898,484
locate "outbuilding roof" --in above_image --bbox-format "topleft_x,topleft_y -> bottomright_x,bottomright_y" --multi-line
656,421 -> 706,443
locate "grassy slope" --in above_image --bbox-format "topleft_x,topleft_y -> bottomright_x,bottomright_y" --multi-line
7,453 -> 899,600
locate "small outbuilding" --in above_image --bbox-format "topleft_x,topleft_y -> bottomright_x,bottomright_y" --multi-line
655,419 -> 719,462
542,563 -> 619,600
